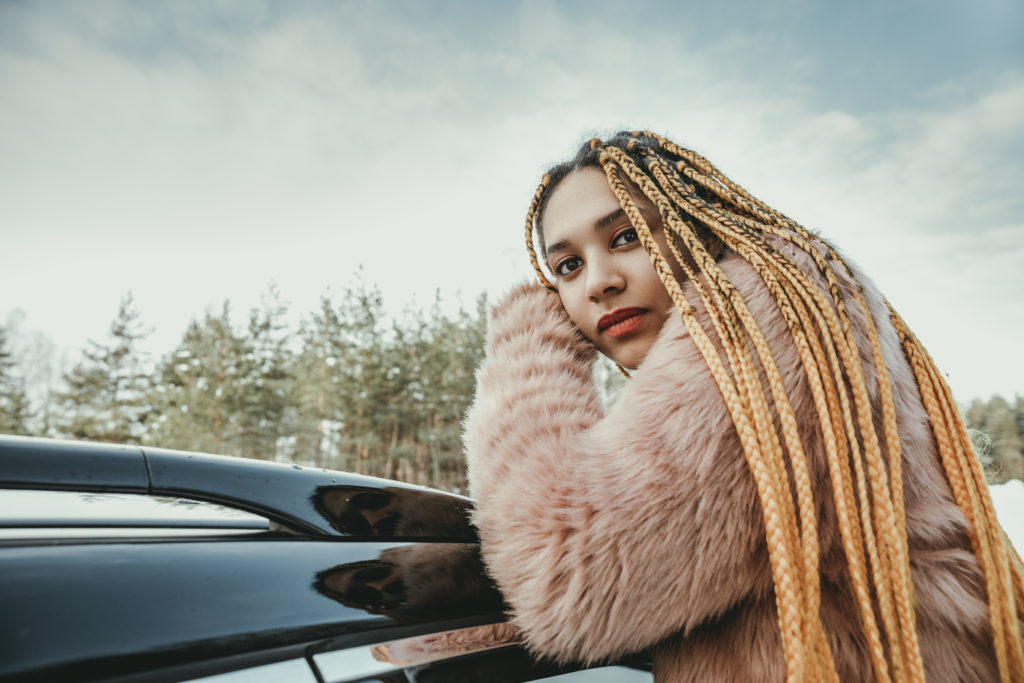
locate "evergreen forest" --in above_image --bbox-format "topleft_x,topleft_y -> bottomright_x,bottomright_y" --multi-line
2,285 -> 1022,491
1,282 -> 488,493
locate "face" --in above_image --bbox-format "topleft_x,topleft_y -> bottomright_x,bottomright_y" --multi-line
541,167 -> 678,369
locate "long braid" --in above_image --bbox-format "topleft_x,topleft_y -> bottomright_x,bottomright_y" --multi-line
891,308 -> 1024,680
648,151 -> 895,680
599,157 -> 813,681
645,152 -> 891,678
524,132 -> 1024,682
604,145 -> 829,678
648,136 -> 994,681
639,141 -> 910,679
723,204 -> 921,679
526,173 -> 556,292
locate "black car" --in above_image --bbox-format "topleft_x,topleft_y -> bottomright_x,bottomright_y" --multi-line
0,436 -> 652,682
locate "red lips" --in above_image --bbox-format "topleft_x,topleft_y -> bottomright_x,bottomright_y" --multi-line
597,308 -> 647,337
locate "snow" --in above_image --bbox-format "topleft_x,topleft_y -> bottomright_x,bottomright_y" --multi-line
990,480 -> 1024,552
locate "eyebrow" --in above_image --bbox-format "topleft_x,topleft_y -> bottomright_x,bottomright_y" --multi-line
544,208 -> 628,259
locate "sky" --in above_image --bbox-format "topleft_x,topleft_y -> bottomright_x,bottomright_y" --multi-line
991,479 -> 1024,552
1,0 -> 1022,402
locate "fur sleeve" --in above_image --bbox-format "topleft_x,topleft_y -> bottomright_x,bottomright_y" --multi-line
464,234 -> 967,668
463,263 -> 786,664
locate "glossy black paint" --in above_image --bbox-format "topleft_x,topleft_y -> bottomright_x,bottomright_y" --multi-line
0,536 -> 503,679
0,437 -> 477,540
0,436 -> 504,681
0,437 -> 147,491
0,536 -> 505,681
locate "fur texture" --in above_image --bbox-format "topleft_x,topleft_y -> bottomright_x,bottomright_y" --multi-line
463,239 -> 1000,682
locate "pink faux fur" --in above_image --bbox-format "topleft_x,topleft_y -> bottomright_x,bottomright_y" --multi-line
463,238 -> 1002,682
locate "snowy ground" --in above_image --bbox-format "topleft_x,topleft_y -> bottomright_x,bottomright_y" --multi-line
990,480 -> 1024,552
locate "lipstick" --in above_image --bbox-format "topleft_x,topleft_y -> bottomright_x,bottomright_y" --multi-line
598,308 -> 646,338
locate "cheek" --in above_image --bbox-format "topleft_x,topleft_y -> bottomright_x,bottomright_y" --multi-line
557,291 -> 589,332
628,250 -> 668,292
632,262 -> 677,320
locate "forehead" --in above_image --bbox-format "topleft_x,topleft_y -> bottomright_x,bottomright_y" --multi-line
541,167 -> 653,245
543,167 -> 620,233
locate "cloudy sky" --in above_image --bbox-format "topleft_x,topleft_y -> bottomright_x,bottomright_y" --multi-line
1,0 -> 1021,401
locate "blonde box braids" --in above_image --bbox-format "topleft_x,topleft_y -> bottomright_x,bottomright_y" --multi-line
524,131 -> 1024,682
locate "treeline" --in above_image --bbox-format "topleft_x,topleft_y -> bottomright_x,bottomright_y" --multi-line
0,281 -> 486,493
964,397 -> 1024,484
2,288 -> 1022,490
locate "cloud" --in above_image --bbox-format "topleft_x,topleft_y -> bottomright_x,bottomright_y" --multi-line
1,0 -> 1021,399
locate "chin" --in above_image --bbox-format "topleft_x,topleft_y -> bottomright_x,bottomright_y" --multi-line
612,336 -> 659,370
610,348 -> 645,371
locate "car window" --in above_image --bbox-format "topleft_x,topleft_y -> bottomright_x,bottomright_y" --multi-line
536,666 -> 652,681
311,622 -> 653,683
184,657 -> 318,682
397,647 -> 653,683
0,489 -> 269,537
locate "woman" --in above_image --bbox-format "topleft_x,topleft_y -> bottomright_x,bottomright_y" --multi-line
463,131 -> 1023,681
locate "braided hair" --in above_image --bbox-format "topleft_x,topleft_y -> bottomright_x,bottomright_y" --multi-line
524,130 -> 1024,682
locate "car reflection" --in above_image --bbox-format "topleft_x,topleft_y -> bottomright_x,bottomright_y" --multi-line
311,485 -> 477,539
314,542 -> 505,621
313,541 -> 521,681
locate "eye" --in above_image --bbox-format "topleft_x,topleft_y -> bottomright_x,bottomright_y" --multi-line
611,227 -> 639,248
554,255 -> 584,277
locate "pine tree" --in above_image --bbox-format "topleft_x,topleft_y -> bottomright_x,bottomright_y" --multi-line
0,325 -> 33,435
393,291 -> 486,491
383,303 -> 432,483
984,396 -> 1024,483
964,398 -> 988,435
56,293 -> 151,443
964,396 -> 1024,483
148,303 -> 246,456
429,294 -> 486,491
335,278 -> 391,475
1015,396 -> 1024,457
964,397 -> 995,474
293,296 -> 353,468
236,286 -> 294,461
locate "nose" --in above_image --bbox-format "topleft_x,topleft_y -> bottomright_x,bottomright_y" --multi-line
586,254 -> 625,302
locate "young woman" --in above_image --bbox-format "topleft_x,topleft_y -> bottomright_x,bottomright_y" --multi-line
463,131 -> 1024,682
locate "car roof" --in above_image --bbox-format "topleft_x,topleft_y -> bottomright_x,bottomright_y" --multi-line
0,435 -> 476,541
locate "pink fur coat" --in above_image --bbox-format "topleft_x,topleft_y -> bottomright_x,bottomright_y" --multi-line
463,240 -> 1000,682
